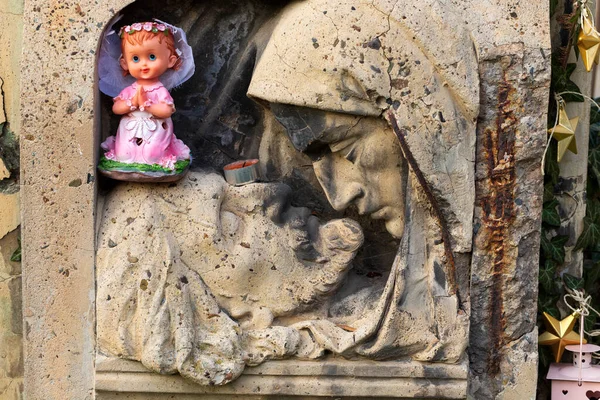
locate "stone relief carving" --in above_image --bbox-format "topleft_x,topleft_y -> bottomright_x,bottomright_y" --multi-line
97,0 -> 480,386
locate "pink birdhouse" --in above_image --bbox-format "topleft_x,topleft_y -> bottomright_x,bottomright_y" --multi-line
548,344 -> 600,399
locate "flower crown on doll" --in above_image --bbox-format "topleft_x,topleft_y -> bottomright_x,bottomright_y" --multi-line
119,22 -> 171,38
98,15 -> 195,98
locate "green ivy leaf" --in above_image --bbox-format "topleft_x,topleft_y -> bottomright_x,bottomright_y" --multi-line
539,260 -> 557,293
569,11 -> 580,24
539,346 -> 554,369
574,216 -> 600,251
585,313 -> 597,333
542,199 -> 561,227
10,238 -> 21,262
591,106 -> 600,125
544,144 -> 560,185
543,305 -> 561,320
541,234 -> 569,264
551,61 -> 583,101
589,146 -> 600,186
570,8 -> 583,60
550,0 -> 558,16
564,273 -> 585,290
588,199 -> 600,223
539,294 -> 561,317
543,182 -> 556,203
551,61 -> 583,102
584,261 -> 600,294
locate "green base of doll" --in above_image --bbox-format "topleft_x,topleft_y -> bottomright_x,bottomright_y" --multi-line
98,157 -> 190,174
98,157 -> 191,182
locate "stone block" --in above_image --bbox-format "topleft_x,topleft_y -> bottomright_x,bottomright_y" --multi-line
96,358 -> 468,399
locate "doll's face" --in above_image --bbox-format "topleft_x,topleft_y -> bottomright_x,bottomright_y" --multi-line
120,35 -> 177,81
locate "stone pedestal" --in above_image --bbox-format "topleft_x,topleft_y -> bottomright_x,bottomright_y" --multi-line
96,358 -> 468,399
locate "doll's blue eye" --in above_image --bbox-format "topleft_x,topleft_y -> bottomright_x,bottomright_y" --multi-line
149,54 -> 156,61
132,56 -> 140,63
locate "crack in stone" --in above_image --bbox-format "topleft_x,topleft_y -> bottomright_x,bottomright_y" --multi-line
308,3 -> 340,42
273,43 -> 311,82
0,275 -> 21,284
0,378 -> 15,397
0,77 -> 6,127
502,328 -> 536,350
370,1 -> 395,101
0,11 -> 22,17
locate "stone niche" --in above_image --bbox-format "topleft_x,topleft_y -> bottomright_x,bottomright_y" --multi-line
19,0 -> 549,399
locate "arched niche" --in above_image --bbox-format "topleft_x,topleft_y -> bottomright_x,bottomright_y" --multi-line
98,0 -> 291,173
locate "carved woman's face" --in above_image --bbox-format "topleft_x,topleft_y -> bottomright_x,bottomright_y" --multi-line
271,105 -> 407,239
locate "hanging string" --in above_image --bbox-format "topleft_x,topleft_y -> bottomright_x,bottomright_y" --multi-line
541,92 -> 600,174
564,289 -> 600,335
542,0 -> 600,173
564,288 -> 600,341
579,0 -> 595,29
563,288 -> 600,385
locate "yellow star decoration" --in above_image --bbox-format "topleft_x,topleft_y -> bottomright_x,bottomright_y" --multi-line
539,311 -> 587,363
578,15 -> 600,72
548,104 -> 578,162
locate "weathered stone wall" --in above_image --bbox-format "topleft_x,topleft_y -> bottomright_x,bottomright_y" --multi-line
0,0 -> 23,399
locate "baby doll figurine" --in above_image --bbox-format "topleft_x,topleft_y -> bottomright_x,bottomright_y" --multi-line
98,20 -> 194,182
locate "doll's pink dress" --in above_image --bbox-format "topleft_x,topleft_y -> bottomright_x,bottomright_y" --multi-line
101,82 -> 190,169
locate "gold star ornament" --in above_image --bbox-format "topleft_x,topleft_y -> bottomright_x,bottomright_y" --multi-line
548,104 -> 578,162
577,15 -> 600,72
539,311 -> 587,363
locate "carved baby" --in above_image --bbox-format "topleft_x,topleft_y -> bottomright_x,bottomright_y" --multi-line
96,171 -> 363,384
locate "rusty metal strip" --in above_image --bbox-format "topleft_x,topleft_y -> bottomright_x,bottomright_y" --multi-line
479,75 -> 517,376
386,110 -> 458,298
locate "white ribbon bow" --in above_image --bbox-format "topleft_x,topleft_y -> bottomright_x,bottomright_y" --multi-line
126,116 -> 157,142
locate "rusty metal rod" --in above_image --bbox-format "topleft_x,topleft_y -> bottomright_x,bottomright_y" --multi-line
386,110 -> 458,298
